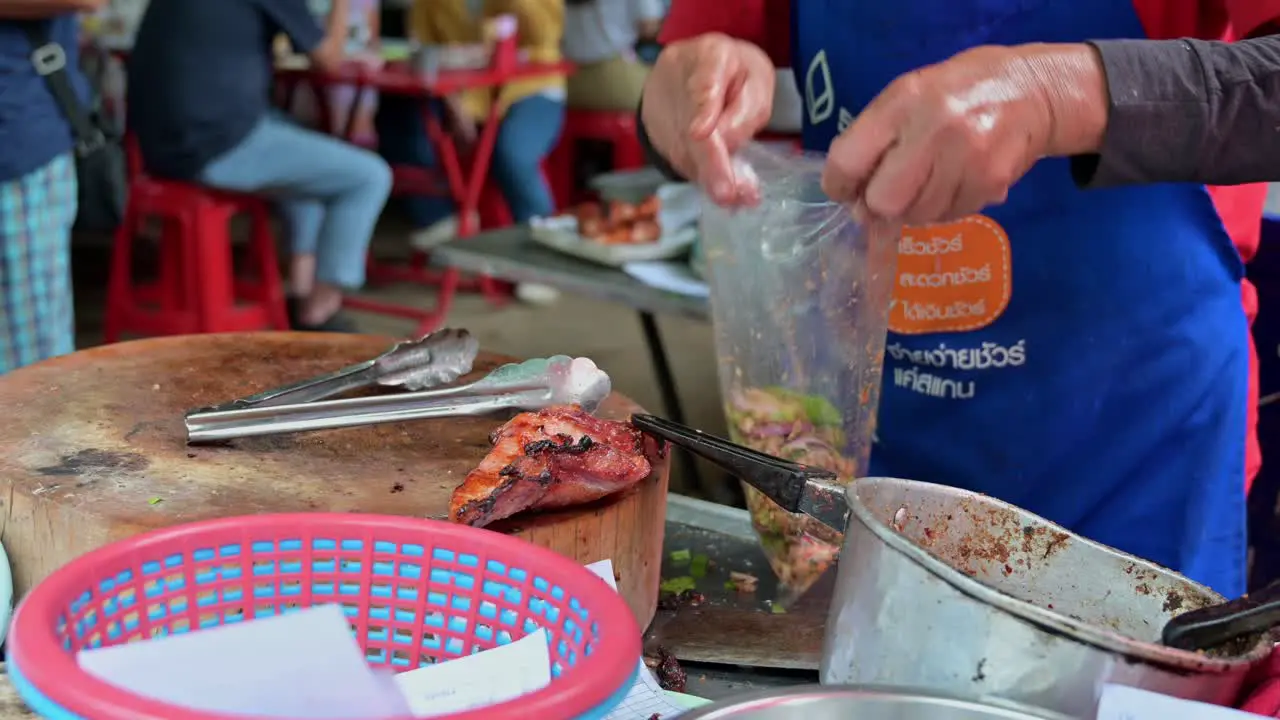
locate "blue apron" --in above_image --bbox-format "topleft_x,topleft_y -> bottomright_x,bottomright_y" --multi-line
792,0 -> 1249,596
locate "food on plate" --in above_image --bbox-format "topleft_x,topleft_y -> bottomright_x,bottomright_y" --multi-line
726,387 -> 856,590
571,196 -> 663,245
449,405 -> 659,527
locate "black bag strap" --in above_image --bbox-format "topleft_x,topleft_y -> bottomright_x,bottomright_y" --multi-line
22,20 -> 107,158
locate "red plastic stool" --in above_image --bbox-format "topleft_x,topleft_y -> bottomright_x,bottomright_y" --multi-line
548,109 -> 646,209
103,176 -> 290,343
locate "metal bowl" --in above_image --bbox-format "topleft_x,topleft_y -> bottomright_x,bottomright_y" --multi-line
678,685 -> 1070,719
820,478 -> 1272,716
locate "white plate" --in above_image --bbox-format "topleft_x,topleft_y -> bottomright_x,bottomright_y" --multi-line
435,44 -> 490,70
530,220 -> 698,267
416,44 -> 534,72
623,260 -> 709,297
689,240 -> 707,281
531,184 -> 702,267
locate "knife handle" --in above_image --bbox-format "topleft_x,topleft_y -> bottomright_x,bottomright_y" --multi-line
1161,579 -> 1280,652
630,413 -> 838,514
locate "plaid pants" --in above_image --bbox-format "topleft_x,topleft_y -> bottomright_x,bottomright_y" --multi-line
0,153 -> 76,375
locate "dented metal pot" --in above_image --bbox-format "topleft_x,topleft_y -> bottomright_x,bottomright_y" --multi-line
822,477 -> 1272,718
680,685 -> 1070,719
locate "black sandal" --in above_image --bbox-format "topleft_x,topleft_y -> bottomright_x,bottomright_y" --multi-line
287,298 -> 360,333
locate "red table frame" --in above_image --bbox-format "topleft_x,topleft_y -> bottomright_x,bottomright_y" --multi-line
276,59 -> 574,335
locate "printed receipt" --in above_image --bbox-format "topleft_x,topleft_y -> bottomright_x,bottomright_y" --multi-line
393,628 -> 552,717
1096,685 -> 1258,720
583,559 -> 690,720
394,559 -> 689,719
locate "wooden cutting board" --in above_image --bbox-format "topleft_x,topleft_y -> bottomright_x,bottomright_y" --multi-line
0,667 -> 33,719
0,333 -> 669,627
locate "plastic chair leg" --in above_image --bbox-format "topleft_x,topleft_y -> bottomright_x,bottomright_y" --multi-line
189,203 -> 239,333
102,204 -> 140,344
159,220 -> 188,315
249,206 -> 289,330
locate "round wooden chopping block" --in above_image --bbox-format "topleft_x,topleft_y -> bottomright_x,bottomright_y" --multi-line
0,333 -> 668,627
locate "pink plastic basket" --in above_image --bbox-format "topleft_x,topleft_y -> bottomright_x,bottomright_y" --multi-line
9,513 -> 641,720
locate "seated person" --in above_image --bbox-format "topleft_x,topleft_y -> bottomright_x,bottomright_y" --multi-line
377,0 -> 564,255
562,0 -> 665,110
128,0 -> 392,332
313,0 -> 382,143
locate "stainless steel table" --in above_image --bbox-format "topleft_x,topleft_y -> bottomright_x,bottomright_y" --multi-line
657,494 -> 824,700
0,666 -> 35,718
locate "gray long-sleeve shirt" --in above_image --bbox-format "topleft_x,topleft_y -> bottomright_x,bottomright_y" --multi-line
1074,34 -> 1280,188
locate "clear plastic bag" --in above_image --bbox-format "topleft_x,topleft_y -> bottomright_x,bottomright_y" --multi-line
701,142 -> 899,594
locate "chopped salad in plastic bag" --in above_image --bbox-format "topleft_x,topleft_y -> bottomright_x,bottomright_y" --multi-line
702,143 -> 898,594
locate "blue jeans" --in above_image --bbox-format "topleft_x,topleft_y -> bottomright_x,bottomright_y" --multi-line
199,115 -> 392,289
376,95 -> 564,227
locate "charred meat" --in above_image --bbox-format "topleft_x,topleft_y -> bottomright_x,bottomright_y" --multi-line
645,645 -> 687,693
572,196 -> 663,245
449,405 -> 658,527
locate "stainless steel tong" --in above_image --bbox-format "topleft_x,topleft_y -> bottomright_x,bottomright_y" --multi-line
184,351 -> 613,444
195,328 -> 482,413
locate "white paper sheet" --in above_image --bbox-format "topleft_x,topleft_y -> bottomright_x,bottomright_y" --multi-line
1097,684 -> 1261,720
584,560 -> 691,720
394,629 -> 552,717
622,261 -> 710,298
78,604 -> 412,719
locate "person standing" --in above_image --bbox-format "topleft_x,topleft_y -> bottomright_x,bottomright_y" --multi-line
0,1 -> 107,373
314,0 -> 382,144
642,0 -> 1279,597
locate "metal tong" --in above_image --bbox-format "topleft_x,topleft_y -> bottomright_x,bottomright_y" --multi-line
184,352 -> 613,444
630,414 -> 849,530
194,328 -> 482,413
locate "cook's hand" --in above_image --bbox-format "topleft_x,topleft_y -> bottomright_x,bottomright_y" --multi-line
821,44 -> 1108,225
641,33 -> 776,207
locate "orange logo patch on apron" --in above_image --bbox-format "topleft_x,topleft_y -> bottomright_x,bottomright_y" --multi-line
889,215 -> 1012,335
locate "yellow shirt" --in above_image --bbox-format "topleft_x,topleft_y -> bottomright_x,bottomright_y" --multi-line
409,0 -> 565,120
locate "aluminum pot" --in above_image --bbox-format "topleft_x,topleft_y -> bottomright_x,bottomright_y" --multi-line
626,419 -> 1275,718
679,685 -> 1071,719
821,477 -> 1272,717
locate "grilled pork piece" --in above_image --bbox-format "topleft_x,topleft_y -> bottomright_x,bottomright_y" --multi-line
572,195 -> 664,244
449,405 -> 657,527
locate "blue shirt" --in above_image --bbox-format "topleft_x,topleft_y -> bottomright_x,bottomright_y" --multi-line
127,0 -> 324,180
0,17 -> 86,183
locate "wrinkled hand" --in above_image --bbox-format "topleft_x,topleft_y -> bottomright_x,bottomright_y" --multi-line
642,33 -> 776,207
821,44 -> 1107,225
